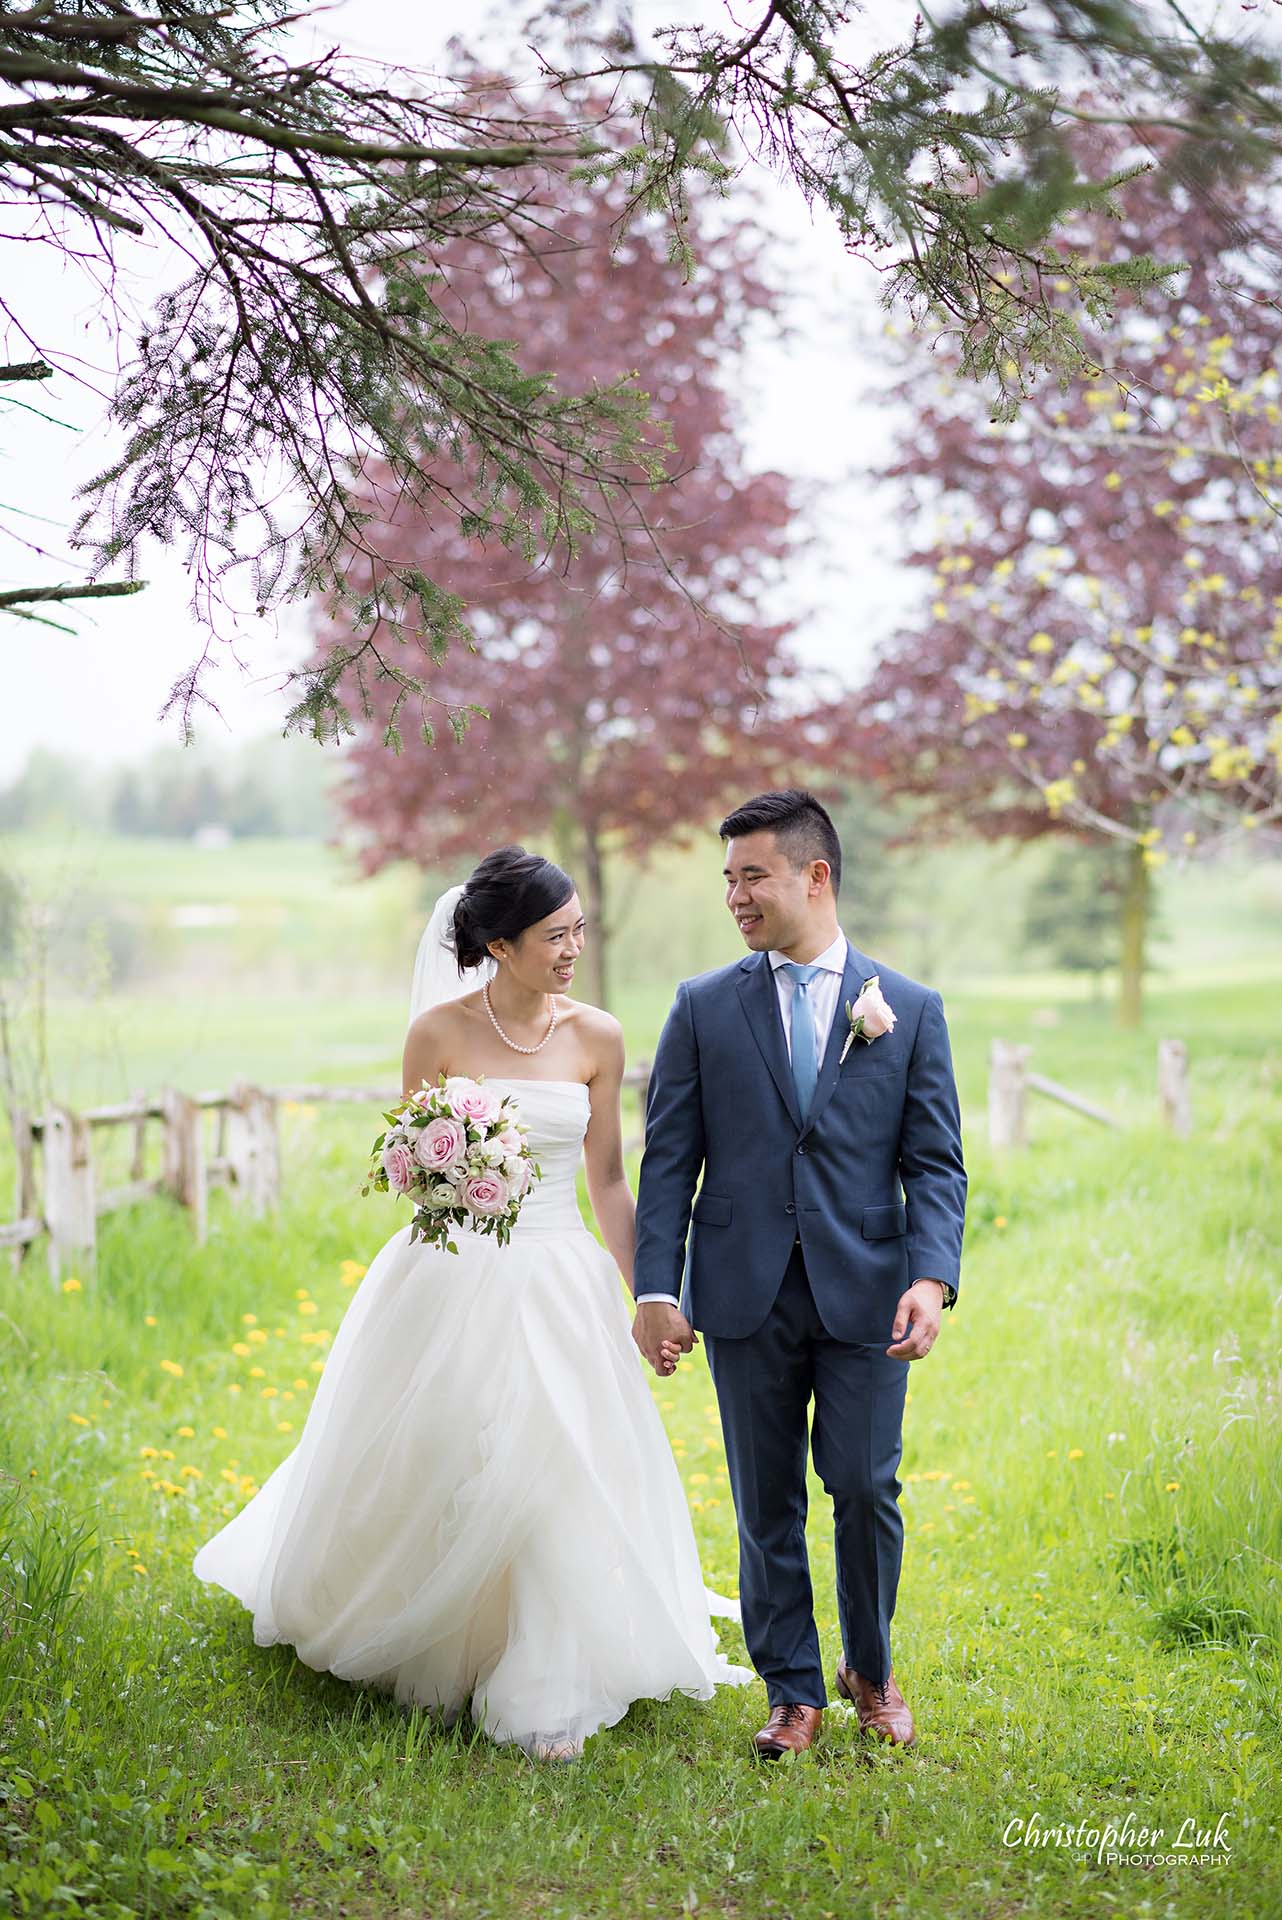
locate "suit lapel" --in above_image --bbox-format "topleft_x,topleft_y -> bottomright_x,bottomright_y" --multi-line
735,951 -> 802,1131
801,941 -> 875,1138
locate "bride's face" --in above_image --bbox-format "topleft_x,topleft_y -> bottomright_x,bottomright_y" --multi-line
499,892 -> 586,994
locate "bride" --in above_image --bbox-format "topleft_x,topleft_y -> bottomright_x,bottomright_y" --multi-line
192,845 -> 752,1759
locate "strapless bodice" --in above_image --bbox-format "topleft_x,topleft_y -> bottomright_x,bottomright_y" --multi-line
483,1078 -> 591,1238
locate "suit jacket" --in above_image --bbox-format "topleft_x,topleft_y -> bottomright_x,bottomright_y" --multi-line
633,942 -> 967,1343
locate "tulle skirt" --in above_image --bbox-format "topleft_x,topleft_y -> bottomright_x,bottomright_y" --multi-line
192,1217 -> 753,1752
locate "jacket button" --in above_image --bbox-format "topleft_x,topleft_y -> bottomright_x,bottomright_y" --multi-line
796,1144 -> 806,1156
785,1202 -> 795,1215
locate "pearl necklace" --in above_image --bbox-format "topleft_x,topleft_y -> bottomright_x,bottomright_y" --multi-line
483,979 -> 558,1054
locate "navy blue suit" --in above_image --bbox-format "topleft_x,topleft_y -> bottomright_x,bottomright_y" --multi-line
634,941 -> 967,1703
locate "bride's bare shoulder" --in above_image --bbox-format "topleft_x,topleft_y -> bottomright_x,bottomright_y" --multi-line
565,999 -> 625,1068
406,995 -> 478,1044
403,997 -> 480,1082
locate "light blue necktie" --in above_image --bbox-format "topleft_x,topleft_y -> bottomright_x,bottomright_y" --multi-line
781,962 -> 822,1120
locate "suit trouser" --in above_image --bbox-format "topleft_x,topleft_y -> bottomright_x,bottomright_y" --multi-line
702,1242 -> 909,1706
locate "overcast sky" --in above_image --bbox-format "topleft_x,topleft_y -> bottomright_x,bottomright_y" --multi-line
0,0 -> 1066,776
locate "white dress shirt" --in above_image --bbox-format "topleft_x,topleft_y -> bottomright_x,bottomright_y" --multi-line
636,933 -> 850,1305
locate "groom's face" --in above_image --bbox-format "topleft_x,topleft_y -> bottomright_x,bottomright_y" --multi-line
723,832 -> 812,952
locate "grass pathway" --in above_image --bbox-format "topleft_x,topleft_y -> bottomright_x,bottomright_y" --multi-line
2,1092 -> 1280,1918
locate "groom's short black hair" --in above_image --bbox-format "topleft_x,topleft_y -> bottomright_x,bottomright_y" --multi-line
719,789 -> 842,897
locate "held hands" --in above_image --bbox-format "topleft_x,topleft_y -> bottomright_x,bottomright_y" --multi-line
886,1279 -> 947,1361
632,1300 -> 698,1378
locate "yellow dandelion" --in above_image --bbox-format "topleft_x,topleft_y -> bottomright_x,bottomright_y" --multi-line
1068,1448 -> 1084,1460
248,1329 -> 268,1345
1104,1492 -> 1116,1501
249,1365 -> 266,1379
125,1548 -> 139,1559
131,1564 -> 148,1577
261,1386 -> 279,1399
952,1479 -> 972,1490
232,1342 -> 252,1357
310,1359 -> 325,1374
139,1445 -> 159,1459
295,1289 -> 310,1301
159,1359 -> 183,1377
994,1216 -> 1008,1229
241,1313 -> 258,1326
228,1384 -> 242,1395
220,1469 -> 238,1484
62,1276 -> 83,1294
689,1472 -> 710,1486
177,1425 -> 195,1438
1165,1481 -> 1181,1491
68,1412 -> 90,1427
159,1448 -> 175,1460
212,1426 -> 227,1439
298,1301 -> 318,1316
1046,1449 -> 1057,1458
180,1465 -> 202,1480
962,1496 -> 976,1505
144,1314 -> 158,1327
340,1260 -> 366,1285
276,1421 -> 294,1433
292,1379 -> 309,1391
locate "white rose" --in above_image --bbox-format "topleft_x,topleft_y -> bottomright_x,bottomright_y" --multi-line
426,1181 -> 460,1210
482,1138 -> 507,1167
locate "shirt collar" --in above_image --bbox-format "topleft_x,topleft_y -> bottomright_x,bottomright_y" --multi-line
768,930 -> 848,976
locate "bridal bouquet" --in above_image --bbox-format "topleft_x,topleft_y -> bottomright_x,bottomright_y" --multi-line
363,1075 -> 541,1252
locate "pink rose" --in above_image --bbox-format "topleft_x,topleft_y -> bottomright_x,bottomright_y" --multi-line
497,1126 -> 524,1158
461,1171 -> 510,1217
415,1116 -> 467,1172
444,1078 -> 501,1125
381,1140 -> 417,1192
850,977 -> 896,1040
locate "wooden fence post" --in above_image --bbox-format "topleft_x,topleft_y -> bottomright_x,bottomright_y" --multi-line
162,1086 -> 208,1244
10,1105 -> 38,1272
1157,1038 -> 1192,1137
43,1104 -> 96,1283
128,1086 -> 148,1182
989,1041 -> 1031,1150
226,1080 -> 280,1216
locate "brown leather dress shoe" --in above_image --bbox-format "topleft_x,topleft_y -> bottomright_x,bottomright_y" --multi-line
753,1702 -> 822,1759
835,1662 -> 916,1747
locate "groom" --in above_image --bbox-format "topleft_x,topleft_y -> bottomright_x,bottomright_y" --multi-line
632,789 -> 967,1758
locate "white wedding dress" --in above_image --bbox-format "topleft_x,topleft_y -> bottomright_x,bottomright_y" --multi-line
192,1077 -> 753,1754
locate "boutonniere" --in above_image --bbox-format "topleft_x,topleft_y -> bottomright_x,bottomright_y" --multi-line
840,975 -> 897,1063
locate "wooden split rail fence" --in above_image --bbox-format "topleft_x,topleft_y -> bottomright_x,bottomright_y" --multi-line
988,1037 -> 1191,1149
3,1043 -> 1189,1275
3,1066 -> 654,1283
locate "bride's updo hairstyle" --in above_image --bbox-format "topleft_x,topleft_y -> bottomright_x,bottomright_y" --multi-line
451,846 -> 576,972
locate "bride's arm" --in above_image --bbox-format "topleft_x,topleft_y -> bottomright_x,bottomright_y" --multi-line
582,1014 -> 636,1288
402,1009 -> 450,1099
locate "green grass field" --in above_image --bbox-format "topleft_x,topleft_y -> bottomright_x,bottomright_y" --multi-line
2,833 -> 1280,1917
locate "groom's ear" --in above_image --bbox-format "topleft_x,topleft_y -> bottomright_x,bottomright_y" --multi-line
809,858 -> 834,896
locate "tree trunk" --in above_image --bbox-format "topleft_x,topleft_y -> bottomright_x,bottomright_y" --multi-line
1117,838 -> 1150,1030
581,822 -> 609,1011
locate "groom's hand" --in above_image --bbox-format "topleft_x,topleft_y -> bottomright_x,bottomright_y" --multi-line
886,1279 -> 946,1360
633,1300 -> 697,1377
